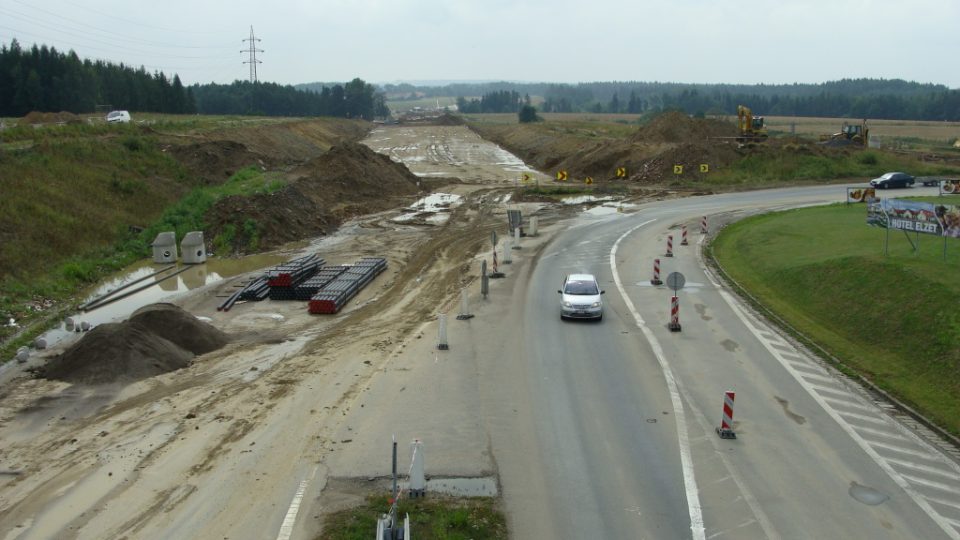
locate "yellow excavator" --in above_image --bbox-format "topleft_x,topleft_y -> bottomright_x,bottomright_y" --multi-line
821,119 -> 869,146
736,105 -> 768,142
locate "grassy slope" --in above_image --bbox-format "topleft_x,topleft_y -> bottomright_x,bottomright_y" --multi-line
0,115 -> 369,357
710,202 -> 960,435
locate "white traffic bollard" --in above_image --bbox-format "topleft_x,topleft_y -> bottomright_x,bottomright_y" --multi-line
409,439 -> 426,497
502,238 -> 512,264
529,216 -> 539,237
456,289 -> 474,320
437,314 -> 449,350
513,226 -> 521,249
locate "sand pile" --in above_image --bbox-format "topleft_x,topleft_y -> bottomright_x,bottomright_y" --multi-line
43,303 -> 229,384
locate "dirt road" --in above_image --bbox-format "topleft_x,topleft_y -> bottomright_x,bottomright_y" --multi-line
0,124 -> 564,539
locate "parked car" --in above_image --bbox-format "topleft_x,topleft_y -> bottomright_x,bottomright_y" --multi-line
558,273 -> 605,321
870,172 -> 914,189
106,110 -> 131,124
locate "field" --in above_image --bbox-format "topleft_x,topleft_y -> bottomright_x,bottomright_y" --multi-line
710,201 -> 960,436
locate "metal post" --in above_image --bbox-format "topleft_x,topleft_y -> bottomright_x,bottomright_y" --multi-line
481,260 -> 489,297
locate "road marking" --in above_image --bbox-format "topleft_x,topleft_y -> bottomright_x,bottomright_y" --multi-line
923,494 -> 960,511
835,410 -> 891,426
704,257 -> 960,539
277,466 -> 317,540
819,395 -> 877,413
610,219 -> 706,540
868,439 -> 941,460
885,457 -> 960,481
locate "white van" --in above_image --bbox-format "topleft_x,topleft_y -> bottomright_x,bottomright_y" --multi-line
106,110 -> 131,124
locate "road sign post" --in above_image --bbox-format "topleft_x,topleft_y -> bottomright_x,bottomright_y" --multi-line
666,272 -> 685,332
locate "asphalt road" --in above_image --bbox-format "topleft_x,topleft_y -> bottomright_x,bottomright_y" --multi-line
479,185 -> 960,539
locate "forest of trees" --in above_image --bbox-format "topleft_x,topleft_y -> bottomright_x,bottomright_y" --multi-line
0,40 -> 389,120
0,40 -> 194,117
191,78 -> 389,119
420,79 -> 960,121
455,90 -> 530,113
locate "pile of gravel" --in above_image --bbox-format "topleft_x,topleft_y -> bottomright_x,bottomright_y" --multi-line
43,303 -> 229,384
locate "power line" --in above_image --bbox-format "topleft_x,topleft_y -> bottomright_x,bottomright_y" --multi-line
241,26 -> 263,83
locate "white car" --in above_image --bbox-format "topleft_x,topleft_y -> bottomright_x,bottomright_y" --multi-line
558,273 -> 605,321
106,110 -> 131,124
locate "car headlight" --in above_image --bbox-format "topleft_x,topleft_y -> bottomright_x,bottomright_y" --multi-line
562,301 -> 573,308
591,302 -> 601,308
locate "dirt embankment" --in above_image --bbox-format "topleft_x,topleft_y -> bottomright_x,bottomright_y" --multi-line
204,142 -> 426,253
470,111 -> 744,183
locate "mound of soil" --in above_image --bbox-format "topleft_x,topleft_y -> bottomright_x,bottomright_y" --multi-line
205,142 -> 423,254
21,111 -> 83,125
43,303 -> 228,385
167,141 -> 276,185
631,111 -> 736,143
129,303 -> 229,355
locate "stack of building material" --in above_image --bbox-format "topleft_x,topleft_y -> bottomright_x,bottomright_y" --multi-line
308,258 -> 387,314
267,256 -> 324,300
294,265 -> 349,300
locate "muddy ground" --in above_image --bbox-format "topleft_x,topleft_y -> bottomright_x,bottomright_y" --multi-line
0,115 -> 725,539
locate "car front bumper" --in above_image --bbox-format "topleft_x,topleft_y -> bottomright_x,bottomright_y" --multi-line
561,306 -> 602,319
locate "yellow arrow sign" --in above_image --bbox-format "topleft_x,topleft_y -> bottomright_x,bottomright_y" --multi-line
616,167 -> 627,178
674,165 -> 684,175
556,170 -> 568,181
700,164 -> 709,173
522,173 -> 531,183
585,176 -> 593,185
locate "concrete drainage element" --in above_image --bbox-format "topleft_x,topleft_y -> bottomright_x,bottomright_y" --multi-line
180,231 -> 206,264
151,231 -> 177,263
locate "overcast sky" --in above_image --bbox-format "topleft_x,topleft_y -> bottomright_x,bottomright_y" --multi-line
2,0 -> 958,89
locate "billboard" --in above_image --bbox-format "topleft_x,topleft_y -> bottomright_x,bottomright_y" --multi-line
943,180 -> 960,194
867,198 -> 960,237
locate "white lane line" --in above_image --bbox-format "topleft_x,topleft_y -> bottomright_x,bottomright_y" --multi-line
885,457 -> 960,481
610,219 -> 705,540
835,410 -> 891,426
853,424 -> 911,442
820,395 -> 878,414
923,494 -> 960,512
869,439 -> 950,461
900,473 -> 960,494
277,467 -> 317,540
706,265 -> 960,539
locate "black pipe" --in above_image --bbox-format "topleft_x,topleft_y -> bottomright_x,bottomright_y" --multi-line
78,264 -> 176,310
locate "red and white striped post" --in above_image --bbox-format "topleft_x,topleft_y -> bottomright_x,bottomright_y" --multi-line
681,225 -> 689,246
700,215 -> 708,234
716,391 -> 737,439
651,258 -> 663,285
665,234 -> 674,257
668,295 -> 681,331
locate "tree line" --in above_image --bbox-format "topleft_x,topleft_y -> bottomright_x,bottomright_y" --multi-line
455,91 -> 530,114
0,40 -> 194,117
421,79 -> 960,121
0,40 -> 389,120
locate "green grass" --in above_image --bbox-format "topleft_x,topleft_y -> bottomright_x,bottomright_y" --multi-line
705,148 -> 960,187
319,495 -> 506,540
710,203 -> 960,435
0,165 -> 285,361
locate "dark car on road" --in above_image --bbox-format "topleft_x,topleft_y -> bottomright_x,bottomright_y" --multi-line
870,172 -> 914,189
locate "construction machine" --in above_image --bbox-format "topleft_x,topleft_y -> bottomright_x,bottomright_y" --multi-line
820,119 -> 869,147
736,105 -> 768,142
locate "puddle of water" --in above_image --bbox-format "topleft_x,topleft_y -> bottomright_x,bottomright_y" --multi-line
849,481 -> 889,505
36,253 -> 289,352
562,195 -> 615,206
392,193 -> 462,224
399,476 -> 498,497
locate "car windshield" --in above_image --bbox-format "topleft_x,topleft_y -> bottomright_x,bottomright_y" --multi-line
564,280 -> 599,295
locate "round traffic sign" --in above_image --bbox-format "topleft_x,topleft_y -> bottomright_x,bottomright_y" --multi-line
666,272 -> 685,291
